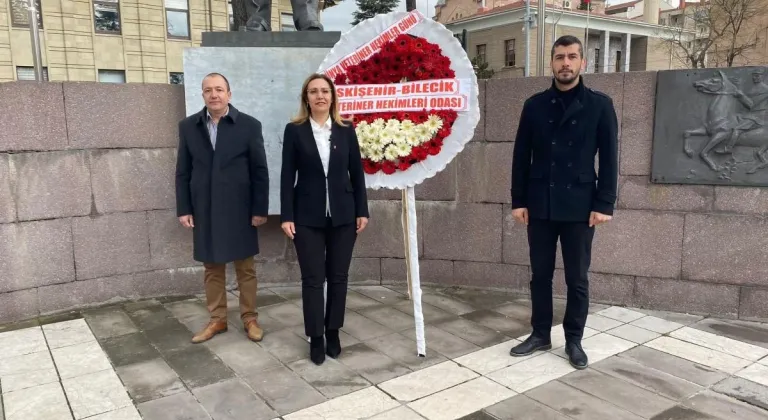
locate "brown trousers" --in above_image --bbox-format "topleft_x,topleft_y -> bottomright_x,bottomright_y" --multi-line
203,256 -> 258,324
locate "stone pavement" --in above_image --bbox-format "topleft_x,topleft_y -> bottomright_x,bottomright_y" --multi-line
1,285 -> 768,419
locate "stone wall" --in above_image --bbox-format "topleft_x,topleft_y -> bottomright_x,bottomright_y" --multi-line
1,73 -> 767,324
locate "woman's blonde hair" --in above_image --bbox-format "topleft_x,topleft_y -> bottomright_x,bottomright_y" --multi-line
291,73 -> 348,126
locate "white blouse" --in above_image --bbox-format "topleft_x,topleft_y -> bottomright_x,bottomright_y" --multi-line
309,116 -> 332,216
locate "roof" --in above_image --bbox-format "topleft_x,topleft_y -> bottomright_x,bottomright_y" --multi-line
447,0 -> 645,25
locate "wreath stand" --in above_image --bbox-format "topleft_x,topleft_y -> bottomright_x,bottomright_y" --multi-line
401,186 -> 426,357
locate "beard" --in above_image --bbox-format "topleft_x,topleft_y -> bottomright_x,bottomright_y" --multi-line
554,68 -> 579,84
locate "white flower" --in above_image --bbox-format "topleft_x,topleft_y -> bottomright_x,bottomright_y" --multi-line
368,148 -> 384,162
400,120 -> 415,131
371,118 -> 385,129
425,115 -> 443,134
405,133 -> 421,146
395,143 -> 412,157
392,130 -> 407,145
415,125 -> 431,143
383,145 -> 400,161
385,118 -> 400,131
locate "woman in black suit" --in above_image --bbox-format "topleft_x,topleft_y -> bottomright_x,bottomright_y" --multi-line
280,73 -> 370,365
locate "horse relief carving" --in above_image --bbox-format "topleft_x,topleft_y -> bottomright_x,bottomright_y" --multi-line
683,68 -> 768,177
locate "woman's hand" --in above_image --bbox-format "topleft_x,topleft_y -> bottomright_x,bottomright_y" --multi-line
281,222 -> 296,239
356,217 -> 368,234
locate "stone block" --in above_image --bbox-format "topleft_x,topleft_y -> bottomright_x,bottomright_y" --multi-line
0,82 -> 68,151
553,270 -> 635,305
453,261 -> 528,291
683,214 -> 768,286
0,219 -> 75,293
381,258 -> 454,285
90,149 -> 176,214
38,275 -> 135,316
354,200 -> 420,258
366,188 -> 401,201
73,212 -> 150,280
0,288 -> 38,324
148,210 -> 198,270
422,202 -> 502,262
349,258 -> 381,283
635,277 -> 740,318
485,76 -> 551,142
254,261 -> 301,285
715,187 -> 768,215
739,287 -> 768,321
64,82 -> 185,149
0,154 -> 15,223
591,210 -> 684,278
12,151 -> 92,221
472,80 -> 486,142
620,71 -> 656,175
415,160 -> 457,201
132,267 -> 205,298
457,143 -> 513,204
618,176 -> 713,212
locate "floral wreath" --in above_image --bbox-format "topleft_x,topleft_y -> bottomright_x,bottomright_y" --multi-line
318,11 -> 479,190
333,34 -> 459,175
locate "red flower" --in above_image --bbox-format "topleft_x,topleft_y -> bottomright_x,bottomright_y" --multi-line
381,161 -> 397,174
398,160 -> 412,171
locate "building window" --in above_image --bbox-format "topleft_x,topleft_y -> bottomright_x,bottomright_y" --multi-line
98,69 -> 126,83
16,66 -> 48,81
169,72 -> 184,84
228,0 -> 234,30
476,44 -> 486,63
504,39 -> 515,67
281,13 -> 295,31
594,48 -> 600,72
10,0 -> 43,28
615,50 -> 622,72
93,0 -> 121,34
165,0 -> 190,39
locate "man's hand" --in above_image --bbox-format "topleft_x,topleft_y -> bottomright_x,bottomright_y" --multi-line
281,222 -> 296,239
356,217 -> 369,234
511,208 -> 529,225
179,215 -> 194,229
251,216 -> 267,227
589,211 -> 612,227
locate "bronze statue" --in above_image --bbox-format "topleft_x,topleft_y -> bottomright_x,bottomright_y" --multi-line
245,0 -> 323,31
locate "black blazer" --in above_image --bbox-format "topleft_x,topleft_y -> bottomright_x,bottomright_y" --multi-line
511,76 -> 619,222
280,119 -> 369,228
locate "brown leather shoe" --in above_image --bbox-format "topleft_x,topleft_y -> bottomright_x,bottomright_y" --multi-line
244,320 -> 264,342
191,321 -> 228,344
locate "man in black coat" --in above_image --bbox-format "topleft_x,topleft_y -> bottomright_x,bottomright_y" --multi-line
175,73 -> 270,344
509,35 -> 619,369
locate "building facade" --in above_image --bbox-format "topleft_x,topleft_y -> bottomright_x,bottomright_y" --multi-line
437,0 -> 695,77
0,0 -> 323,83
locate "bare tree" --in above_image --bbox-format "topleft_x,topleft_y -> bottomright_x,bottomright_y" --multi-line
658,0 -> 768,68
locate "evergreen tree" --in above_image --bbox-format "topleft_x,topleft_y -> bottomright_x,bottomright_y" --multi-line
351,0 -> 400,26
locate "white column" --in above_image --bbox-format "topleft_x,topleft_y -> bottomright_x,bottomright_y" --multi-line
622,33 -> 631,72
599,30 -> 610,73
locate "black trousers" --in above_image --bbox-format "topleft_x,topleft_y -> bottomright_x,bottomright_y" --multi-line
527,218 -> 595,343
293,218 -> 357,338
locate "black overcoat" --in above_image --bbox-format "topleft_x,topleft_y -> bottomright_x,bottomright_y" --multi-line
280,119 -> 369,228
175,105 -> 269,264
511,76 -> 619,222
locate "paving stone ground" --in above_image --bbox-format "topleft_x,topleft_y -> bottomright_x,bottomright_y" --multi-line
1,285 -> 768,419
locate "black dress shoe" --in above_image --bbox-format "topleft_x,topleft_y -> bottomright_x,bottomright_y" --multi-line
310,336 -> 325,365
325,329 -> 341,359
510,334 -> 552,357
565,341 -> 588,369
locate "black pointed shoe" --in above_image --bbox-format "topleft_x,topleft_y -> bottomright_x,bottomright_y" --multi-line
325,329 -> 341,359
510,334 -> 552,357
565,341 -> 588,369
310,336 -> 325,365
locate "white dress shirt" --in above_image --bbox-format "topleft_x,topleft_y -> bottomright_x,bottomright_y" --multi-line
309,116 -> 332,217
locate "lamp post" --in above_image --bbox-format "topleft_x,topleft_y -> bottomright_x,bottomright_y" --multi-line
27,0 -> 44,81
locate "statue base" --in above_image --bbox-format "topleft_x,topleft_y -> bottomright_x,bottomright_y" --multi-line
183,32 -> 342,215
201,31 -> 341,48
